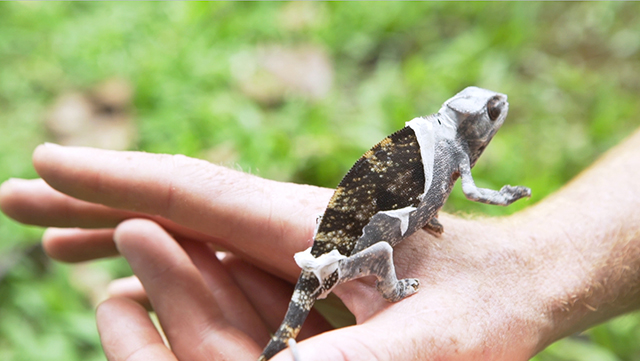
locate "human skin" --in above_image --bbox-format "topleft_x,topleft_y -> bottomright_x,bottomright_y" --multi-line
1,128 -> 640,360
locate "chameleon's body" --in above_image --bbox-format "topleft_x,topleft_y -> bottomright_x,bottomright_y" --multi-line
259,87 -> 531,360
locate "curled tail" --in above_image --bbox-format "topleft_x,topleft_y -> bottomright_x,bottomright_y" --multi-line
259,273 -> 319,360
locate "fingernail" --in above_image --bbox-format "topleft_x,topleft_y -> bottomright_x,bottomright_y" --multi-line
43,142 -> 62,148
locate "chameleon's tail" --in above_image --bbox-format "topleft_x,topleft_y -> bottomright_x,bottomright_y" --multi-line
258,275 -> 318,361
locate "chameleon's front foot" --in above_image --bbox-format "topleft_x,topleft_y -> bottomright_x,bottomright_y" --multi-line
460,162 -> 532,206
499,185 -> 532,204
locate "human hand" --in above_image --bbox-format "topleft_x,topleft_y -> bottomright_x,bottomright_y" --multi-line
2,134 -> 640,360
0,143 -> 336,360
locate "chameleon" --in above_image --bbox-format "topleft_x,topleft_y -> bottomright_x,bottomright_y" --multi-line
258,86 -> 531,360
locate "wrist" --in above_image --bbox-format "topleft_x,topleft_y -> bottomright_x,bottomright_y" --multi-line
515,206 -> 640,352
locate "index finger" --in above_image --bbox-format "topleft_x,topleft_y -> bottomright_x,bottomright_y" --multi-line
32,144 -> 332,272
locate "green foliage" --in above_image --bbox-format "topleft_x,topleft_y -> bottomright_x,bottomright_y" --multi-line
1,2 -> 639,360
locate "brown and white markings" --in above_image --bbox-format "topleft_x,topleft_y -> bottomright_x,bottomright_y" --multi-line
258,86 -> 531,360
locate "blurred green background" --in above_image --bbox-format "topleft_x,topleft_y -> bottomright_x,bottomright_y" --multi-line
1,2 -> 639,360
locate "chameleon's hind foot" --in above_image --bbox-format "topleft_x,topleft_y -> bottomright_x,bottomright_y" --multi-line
378,277 -> 419,302
337,242 -> 421,303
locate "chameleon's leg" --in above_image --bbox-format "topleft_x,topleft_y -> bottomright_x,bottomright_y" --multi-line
423,216 -> 443,235
459,158 -> 531,205
337,241 -> 419,302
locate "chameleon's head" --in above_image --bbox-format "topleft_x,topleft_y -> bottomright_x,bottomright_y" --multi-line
439,86 -> 509,166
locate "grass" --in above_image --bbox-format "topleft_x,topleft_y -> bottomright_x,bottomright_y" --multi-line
1,2 -> 639,360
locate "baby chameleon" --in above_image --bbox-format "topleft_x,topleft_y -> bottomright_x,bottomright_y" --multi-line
258,86 -> 531,360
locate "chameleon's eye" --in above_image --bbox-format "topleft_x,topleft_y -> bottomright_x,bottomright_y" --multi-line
486,96 -> 502,121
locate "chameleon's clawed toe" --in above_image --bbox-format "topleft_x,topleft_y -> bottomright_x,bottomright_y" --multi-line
499,185 -> 532,203
379,278 -> 420,302
402,278 -> 420,295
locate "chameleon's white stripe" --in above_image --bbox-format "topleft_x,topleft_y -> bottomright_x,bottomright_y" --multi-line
405,117 -> 435,199
294,247 -> 346,284
378,206 -> 417,235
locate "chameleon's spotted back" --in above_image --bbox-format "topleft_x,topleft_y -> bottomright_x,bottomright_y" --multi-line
311,126 -> 425,257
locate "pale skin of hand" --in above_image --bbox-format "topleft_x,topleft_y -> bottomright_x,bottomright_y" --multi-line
1,129 -> 640,361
